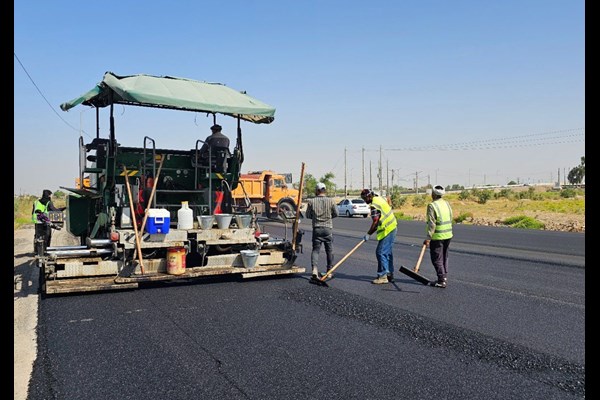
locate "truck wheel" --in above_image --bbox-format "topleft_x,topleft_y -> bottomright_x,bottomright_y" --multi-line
277,200 -> 295,219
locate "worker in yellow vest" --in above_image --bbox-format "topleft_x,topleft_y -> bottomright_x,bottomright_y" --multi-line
360,189 -> 398,284
31,189 -> 63,253
424,185 -> 453,288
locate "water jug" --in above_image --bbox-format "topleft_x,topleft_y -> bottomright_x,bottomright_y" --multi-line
177,201 -> 194,229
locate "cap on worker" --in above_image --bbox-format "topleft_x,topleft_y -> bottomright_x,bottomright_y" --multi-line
433,185 -> 445,196
210,124 -> 222,132
42,189 -> 52,197
316,182 -> 326,191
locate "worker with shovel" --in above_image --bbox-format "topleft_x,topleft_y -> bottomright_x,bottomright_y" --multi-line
424,185 -> 453,288
360,189 -> 398,284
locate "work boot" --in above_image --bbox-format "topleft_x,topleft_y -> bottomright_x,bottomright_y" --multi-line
372,275 -> 389,284
311,267 -> 319,279
432,279 -> 447,288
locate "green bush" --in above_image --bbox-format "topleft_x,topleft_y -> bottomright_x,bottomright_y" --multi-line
411,195 -> 427,207
394,211 -> 413,221
458,190 -> 470,200
454,212 -> 473,224
501,215 -> 545,230
560,188 -> 577,198
391,192 -> 407,208
495,189 -> 512,199
476,189 -> 493,204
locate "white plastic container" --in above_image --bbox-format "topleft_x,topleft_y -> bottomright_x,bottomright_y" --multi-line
177,201 -> 194,229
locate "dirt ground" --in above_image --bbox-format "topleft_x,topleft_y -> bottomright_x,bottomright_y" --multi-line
13,227 -> 78,400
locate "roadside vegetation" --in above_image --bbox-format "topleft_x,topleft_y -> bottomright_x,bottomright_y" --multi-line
14,186 -> 584,232
14,191 -> 67,230
390,186 -> 584,232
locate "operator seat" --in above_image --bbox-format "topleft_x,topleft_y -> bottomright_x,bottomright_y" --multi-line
210,146 -> 231,173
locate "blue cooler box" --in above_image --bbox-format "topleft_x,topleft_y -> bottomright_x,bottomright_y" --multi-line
147,209 -> 171,234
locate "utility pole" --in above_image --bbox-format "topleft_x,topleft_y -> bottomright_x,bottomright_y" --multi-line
369,161 -> 372,189
378,145 -> 383,194
344,147 -> 347,197
386,159 -> 389,197
362,147 -> 365,189
415,171 -> 422,194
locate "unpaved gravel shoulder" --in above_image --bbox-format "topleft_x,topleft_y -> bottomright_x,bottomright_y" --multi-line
13,226 -> 78,400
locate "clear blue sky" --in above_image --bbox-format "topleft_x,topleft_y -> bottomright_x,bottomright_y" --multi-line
14,0 -> 585,196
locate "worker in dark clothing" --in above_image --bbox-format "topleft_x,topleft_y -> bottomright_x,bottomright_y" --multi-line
199,124 -> 231,171
32,189 -> 63,252
305,182 -> 338,279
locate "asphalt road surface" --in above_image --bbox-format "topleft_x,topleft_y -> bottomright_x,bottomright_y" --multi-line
14,217 -> 585,400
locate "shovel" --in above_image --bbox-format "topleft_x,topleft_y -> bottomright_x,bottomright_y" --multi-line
309,238 -> 366,287
399,244 -> 431,285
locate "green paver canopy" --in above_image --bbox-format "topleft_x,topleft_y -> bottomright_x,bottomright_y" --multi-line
60,71 -> 275,124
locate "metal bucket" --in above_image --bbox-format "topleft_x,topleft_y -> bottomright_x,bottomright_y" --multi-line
214,213 -> 233,229
240,250 -> 259,269
197,215 -> 215,230
234,214 -> 252,228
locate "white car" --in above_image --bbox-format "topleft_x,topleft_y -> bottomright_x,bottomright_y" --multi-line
337,198 -> 370,218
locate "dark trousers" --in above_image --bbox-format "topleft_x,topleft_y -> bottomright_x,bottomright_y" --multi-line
429,238 -> 451,281
311,226 -> 334,270
34,223 -> 52,252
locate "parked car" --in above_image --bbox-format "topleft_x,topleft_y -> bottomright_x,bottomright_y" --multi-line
337,198 -> 370,217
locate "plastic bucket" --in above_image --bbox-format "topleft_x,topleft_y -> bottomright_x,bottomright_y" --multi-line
197,215 -> 215,230
240,250 -> 259,269
167,247 -> 186,275
234,214 -> 252,228
214,213 -> 233,229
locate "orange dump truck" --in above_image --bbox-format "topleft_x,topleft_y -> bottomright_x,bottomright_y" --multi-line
231,170 -> 299,217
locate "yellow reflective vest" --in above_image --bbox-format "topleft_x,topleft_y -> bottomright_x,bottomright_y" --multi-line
32,200 -> 49,224
428,199 -> 453,240
371,196 -> 398,240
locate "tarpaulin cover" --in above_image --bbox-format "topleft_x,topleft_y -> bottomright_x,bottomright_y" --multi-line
60,72 -> 275,124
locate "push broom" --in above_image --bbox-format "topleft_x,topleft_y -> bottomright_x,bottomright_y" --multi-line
399,243 -> 431,285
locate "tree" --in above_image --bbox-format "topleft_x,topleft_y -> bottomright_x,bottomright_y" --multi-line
298,172 -> 336,197
567,156 -> 585,185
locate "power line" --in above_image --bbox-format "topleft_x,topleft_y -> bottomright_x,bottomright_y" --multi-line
14,52 -> 91,138
384,128 -> 584,152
